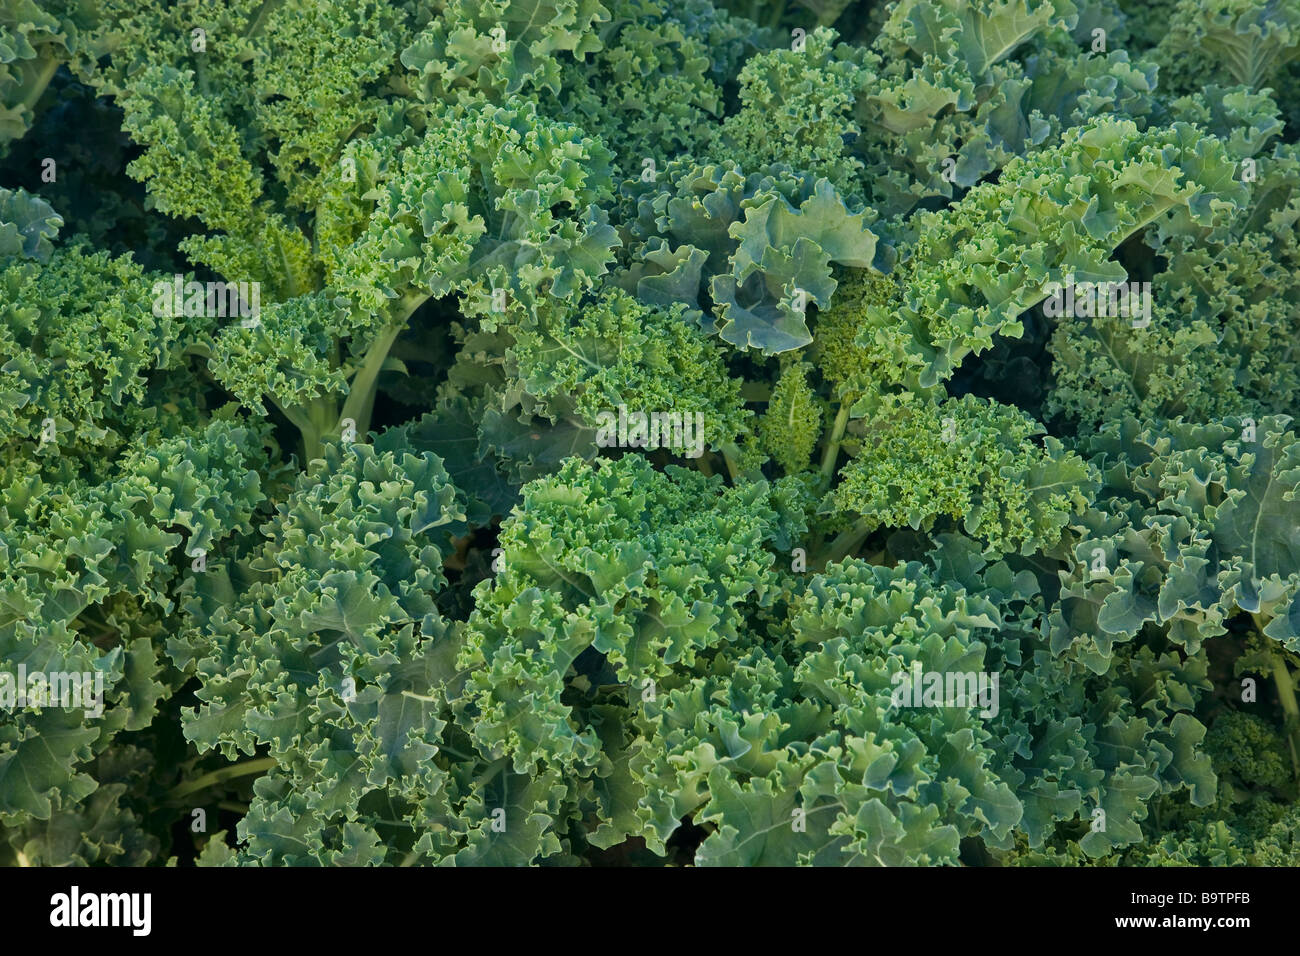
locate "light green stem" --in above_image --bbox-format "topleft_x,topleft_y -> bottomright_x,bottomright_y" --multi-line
1271,653 -> 1300,777
819,402 -> 851,482
20,56 -> 59,113
1250,613 -> 1300,777
337,294 -> 425,439
721,448 -> 741,482
337,323 -> 403,439
472,756 -> 509,791
168,757 -> 278,802
272,395 -> 335,463
817,517 -> 873,567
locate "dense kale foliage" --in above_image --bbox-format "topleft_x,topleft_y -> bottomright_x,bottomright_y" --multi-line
2,0 -> 1299,866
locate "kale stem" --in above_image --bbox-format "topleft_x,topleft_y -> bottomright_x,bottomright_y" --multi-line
339,322 -> 404,437
307,399 -> 337,454
338,295 -> 424,438
20,56 -> 59,113
819,402 -> 851,483
269,396 -> 324,462
472,756 -> 510,790
1270,652 -> 1300,777
168,757 -> 278,801
1250,613 -> 1300,778
435,743 -> 476,762
721,448 -> 741,482
816,517 -> 873,567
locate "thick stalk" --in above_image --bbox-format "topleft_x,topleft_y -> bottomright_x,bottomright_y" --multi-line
1250,613 -> 1300,776
20,56 -> 59,114
168,757 -> 278,802
307,399 -> 337,455
1271,652 -> 1300,776
337,294 -> 426,439
720,447 -> 741,482
472,756 -> 509,791
271,395 -> 334,463
819,402 -> 851,483
338,323 -> 404,438
815,516 -> 873,567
